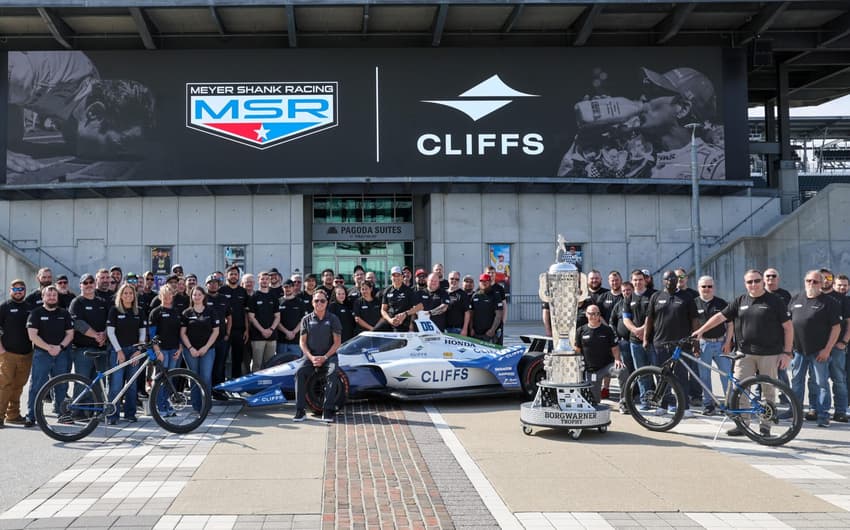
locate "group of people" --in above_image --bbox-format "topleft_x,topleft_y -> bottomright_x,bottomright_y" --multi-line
0,261 -> 510,427
559,266 -> 849,434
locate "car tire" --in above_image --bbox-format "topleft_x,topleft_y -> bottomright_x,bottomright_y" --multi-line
305,369 -> 349,414
521,356 -> 545,400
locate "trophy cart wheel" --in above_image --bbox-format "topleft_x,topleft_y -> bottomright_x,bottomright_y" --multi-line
598,425 -> 608,434
522,425 -> 533,436
569,429 -> 582,440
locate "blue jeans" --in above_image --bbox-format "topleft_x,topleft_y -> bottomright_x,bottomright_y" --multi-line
655,342 -> 690,410
828,347 -> 848,415
108,346 -> 141,421
445,327 -> 462,335
276,342 -> 302,356
629,342 -> 654,404
155,348 -> 180,414
791,352 -> 831,422
697,339 -> 731,406
182,347 -> 214,412
27,347 -> 71,422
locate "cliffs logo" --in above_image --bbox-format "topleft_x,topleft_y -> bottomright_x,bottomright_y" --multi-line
186,82 -> 338,149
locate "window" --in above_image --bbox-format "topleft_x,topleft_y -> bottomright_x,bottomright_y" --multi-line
313,195 -> 413,223
337,335 -> 408,356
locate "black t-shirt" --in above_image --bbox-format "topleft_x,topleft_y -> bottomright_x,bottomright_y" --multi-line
298,291 -> 314,313
610,299 -> 630,341
382,284 -> 417,322
329,302 -> 356,342
58,291 -> 75,309
220,284 -> 249,330
575,323 -> 616,372
24,288 -> 44,309
317,285 -> 334,300
248,291 -> 280,341
353,297 -> 382,328
722,291 -> 790,356
768,288 -> 792,308
301,311 -> 341,355
26,306 -> 73,346
789,293 -> 841,356
148,305 -> 183,350
138,291 -> 157,316
106,307 -> 145,348
598,290 -> 622,323
205,293 -> 231,334
623,291 -> 652,344
94,289 -> 114,306
269,285 -> 284,301
470,288 -> 503,335
181,307 -> 220,349
823,291 -> 849,338
68,295 -> 109,348
677,287 -> 699,303
693,296 -> 728,340
419,288 -> 451,331
278,296 -> 307,344
445,290 -> 470,329
647,290 -> 696,343
0,299 -> 32,354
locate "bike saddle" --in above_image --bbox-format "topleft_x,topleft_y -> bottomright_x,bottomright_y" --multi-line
720,352 -> 746,362
83,349 -> 108,359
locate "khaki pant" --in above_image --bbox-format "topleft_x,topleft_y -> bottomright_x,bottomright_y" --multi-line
0,351 -> 33,421
733,352 -> 780,426
251,340 -> 276,373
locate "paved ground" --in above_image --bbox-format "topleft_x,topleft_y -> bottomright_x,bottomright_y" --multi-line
2,322 -> 850,529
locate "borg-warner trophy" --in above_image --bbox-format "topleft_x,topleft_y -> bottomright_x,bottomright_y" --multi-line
519,236 -> 611,438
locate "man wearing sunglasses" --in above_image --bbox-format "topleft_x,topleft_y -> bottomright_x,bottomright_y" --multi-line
764,268 -> 792,308
574,304 -> 629,414
693,269 -> 793,436
693,276 -> 732,416
68,273 -> 110,404
293,292 -> 341,423
0,279 -> 33,427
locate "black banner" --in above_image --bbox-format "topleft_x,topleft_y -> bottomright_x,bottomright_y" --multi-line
3,48 -> 744,186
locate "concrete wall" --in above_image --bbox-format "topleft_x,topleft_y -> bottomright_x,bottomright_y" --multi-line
703,183 -> 850,302
430,193 -> 781,299
0,239 -> 38,302
0,195 -> 304,280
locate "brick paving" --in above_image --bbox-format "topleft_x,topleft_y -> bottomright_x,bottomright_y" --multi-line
323,400 -> 454,530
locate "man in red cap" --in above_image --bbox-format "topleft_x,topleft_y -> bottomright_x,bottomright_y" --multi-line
469,273 -> 504,344
414,269 -> 428,292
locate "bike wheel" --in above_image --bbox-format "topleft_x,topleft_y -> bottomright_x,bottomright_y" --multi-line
623,366 -> 685,432
728,375 -> 802,446
35,373 -> 103,442
149,368 -> 211,434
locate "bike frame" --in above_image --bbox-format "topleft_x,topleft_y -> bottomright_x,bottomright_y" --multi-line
67,347 -> 162,415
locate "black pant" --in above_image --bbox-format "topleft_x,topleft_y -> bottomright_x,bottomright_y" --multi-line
654,342 -> 690,409
228,328 -> 247,379
294,356 -> 338,412
212,336 -> 229,387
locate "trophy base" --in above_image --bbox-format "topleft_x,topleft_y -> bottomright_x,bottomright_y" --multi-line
519,383 -> 612,439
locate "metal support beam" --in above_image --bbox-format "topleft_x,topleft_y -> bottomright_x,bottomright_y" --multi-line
432,4 -> 448,47
501,5 -> 524,34
361,5 -> 370,36
738,1 -> 790,45
128,7 -> 157,50
785,9 -> 850,64
789,64 -> 850,94
286,4 -> 297,48
777,65 -> 792,161
209,6 -> 226,35
37,8 -> 73,49
573,4 -> 603,46
655,3 -> 695,45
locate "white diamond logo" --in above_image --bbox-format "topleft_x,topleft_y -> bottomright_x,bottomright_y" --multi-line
422,74 -> 539,121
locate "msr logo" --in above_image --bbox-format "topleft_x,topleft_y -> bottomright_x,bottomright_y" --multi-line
186,82 -> 338,149
422,75 -> 538,121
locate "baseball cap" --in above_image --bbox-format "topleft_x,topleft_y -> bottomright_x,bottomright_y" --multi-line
56,274 -> 68,282
390,266 -> 402,275
171,264 -> 183,272
415,269 -> 427,277
479,273 -> 491,281
641,269 -> 651,277
79,273 -> 95,284
642,67 -> 716,120
165,274 -> 179,283
205,274 -> 220,284
269,267 -> 280,275
126,272 -> 138,280
10,278 -> 26,287
283,279 -> 294,287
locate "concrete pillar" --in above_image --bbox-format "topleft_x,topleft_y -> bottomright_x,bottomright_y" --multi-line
775,63 -> 798,214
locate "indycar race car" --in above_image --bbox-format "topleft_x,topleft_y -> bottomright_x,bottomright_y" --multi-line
215,313 -> 549,413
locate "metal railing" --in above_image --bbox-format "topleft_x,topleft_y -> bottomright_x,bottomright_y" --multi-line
0,232 -> 78,278
506,294 -> 542,322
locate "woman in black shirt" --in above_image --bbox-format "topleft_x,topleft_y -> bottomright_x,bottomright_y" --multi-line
106,283 -> 147,425
353,282 -> 381,333
148,284 -> 183,417
180,286 -> 219,412
329,285 -> 356,342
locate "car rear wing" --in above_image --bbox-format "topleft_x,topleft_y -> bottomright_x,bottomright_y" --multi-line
520,334 -> 554,353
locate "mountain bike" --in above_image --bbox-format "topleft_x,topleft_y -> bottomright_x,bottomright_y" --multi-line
34,338 -> 211,442
623,338 -> 803,446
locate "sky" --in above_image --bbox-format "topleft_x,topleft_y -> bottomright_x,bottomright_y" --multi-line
749,94 -> 850,118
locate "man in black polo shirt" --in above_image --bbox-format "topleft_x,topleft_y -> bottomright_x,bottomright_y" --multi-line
622,269 -> 654,408
293,291 -> 341,423
94,268 -> 114,305
24,267 -> 53,308
764,267 -> 792,307
470,273 -> 504,344
68,273 -> 110,392
419,273 -> 450,331
377,266 -> 422,332
644,270 -> 697,416
25,285 -> 74,426
834,274 -> 850,422
598,271 -> 623,324
277,280 -> 306,359
818,268 -> 848,423
574,304 -> 629,413
789,270 -> 841,428
694,268 -> 793,436
220,265 -> 249,379
205,275 -> 232,399
248,271 -> 280,373
693,275 -> 732,415
0,279 -> 33,426
445,271 -> 471,335
55,275 -> 75,308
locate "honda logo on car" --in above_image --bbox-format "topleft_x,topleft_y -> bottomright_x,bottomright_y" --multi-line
186,82 -> 338,149
422,368 -> 468,383
418,74 -> 544,157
